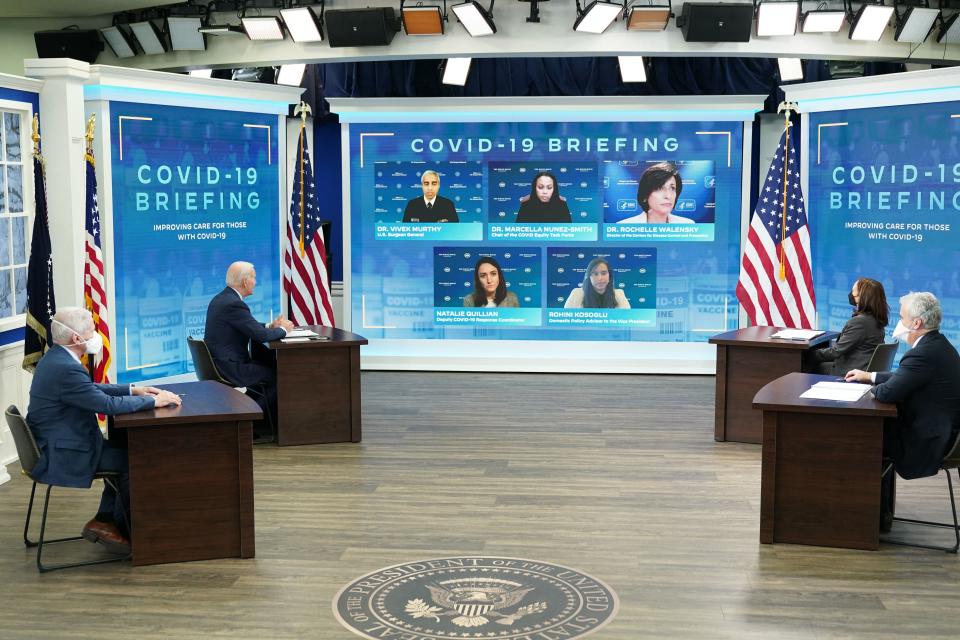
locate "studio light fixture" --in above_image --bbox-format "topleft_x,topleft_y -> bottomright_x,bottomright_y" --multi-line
778,57 -> 804,81
801,8 -> 847,32
242,16 -> 286,40
848,1 -> 895,40
756,1 -> 800,36
626,3 -> 672,30
276,63 -> 307,86
232,67 -> 276,83
199,22 -> 246,35
939,11 -> 960,42
451,0 -> 497,35
280,5 -> 325,42
100,24 -> 137,58
400,0 -> 446,35
574,0 -> 626,33
894,2 -> 939,42
129,19 -> 167,54
618,56 -> 647,82
167,17 -> 206,50
442,57 -> 472,85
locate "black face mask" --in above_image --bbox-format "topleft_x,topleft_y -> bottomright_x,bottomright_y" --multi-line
848,292 -> 857,307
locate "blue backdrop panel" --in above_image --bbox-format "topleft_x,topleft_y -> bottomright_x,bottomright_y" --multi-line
349,119 -> 743,343
110,102 -> 280,383
810,101 -> 960,353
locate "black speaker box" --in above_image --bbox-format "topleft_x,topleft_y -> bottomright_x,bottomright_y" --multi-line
326,8 -> 401,47
678,3 -> 754,42
34,29 -> 104,63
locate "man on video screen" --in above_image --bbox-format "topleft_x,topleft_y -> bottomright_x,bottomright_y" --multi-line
402,170 -> 459,223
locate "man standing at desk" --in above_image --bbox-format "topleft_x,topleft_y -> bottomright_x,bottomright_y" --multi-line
28,307 -> 181,554
402,170 -> 459,223
205,262 -> 293,438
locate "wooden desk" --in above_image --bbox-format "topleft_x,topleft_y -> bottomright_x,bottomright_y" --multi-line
710,327 -> 838,444
113,380 -> 261,566
753,372 -> 897,550
268,326 -> 368,446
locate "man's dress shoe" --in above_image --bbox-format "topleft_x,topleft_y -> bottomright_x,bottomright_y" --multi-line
81,519 -> 131,555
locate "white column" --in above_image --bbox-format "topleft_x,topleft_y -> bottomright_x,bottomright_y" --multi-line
23,58 -> 91,308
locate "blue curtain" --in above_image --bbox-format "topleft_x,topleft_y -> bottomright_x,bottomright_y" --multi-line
304,57 -> 906,117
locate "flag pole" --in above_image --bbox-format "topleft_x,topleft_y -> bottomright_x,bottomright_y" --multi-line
293,101 -> 312,257
777,101 -> 798,281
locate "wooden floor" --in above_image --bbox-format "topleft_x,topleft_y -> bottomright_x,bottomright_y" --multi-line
2,372 -> 960,639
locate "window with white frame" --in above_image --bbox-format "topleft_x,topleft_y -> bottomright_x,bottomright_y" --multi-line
0,108 -> 28,324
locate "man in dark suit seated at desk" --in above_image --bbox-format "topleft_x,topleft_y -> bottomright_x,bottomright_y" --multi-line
204,261 -> 293,437
846,292 -> 960,527
28,307 -> 181,554
402,170 -> 459,223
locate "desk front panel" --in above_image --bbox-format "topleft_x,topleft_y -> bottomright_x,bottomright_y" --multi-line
128,420 -> 254,565
761,410 -> 883,550
276,346 -> 357,445
717,346 -> 804,443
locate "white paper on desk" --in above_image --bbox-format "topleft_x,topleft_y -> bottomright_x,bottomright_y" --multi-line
800,385 -> 870,402
771,329 -> 825,340
812,381 -> 872,392
281,337 -> 312,343
286,329 -> 319,338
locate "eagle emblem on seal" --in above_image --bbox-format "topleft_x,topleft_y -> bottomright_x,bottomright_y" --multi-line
405,577 -> 547,628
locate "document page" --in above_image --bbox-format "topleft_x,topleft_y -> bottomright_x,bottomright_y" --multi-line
771,329 -> 826,340
799,381 -> 871,402
286,328 -> 319,338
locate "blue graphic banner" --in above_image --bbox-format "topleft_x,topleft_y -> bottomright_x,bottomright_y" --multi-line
349,120 -> 743,343
809,101 -> 960,350
111,102 -> 280,383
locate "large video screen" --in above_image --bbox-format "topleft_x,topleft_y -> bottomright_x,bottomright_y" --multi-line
809,101 -> 960,349
348,120 -> 743,345
110,102 -> 280,384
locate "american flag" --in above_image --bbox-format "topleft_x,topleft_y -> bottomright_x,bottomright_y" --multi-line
282,124 -> 334,327
736,123 -> 816,329
22,123 -> 56,373
83,150 -> 112,386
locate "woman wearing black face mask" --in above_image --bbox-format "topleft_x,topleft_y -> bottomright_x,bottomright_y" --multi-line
811,277 -> 889,375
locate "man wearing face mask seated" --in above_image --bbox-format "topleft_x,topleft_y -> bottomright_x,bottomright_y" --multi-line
27,307 -> 181,555
845,292 -> 960,528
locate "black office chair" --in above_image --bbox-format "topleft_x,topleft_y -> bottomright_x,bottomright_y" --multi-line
186,336 -> 274,443
883,432 -> 960,553
866,342 -> 899,373
5,405 -> 130,572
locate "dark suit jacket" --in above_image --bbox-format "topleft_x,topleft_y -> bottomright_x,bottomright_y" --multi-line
402,196 -> 459,223
204,287 -> 286,387
26,346 -> 154,488
873,331 -> 960,479
811,313 -> 885,375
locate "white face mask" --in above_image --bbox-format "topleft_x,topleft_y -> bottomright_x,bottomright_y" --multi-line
892,319 -> 913,344
53,319 -> 104,355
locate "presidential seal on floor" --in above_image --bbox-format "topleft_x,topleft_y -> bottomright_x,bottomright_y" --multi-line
333,556 -> 618,639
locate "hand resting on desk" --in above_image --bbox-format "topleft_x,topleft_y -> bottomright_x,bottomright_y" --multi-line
844,369 -> 872,383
